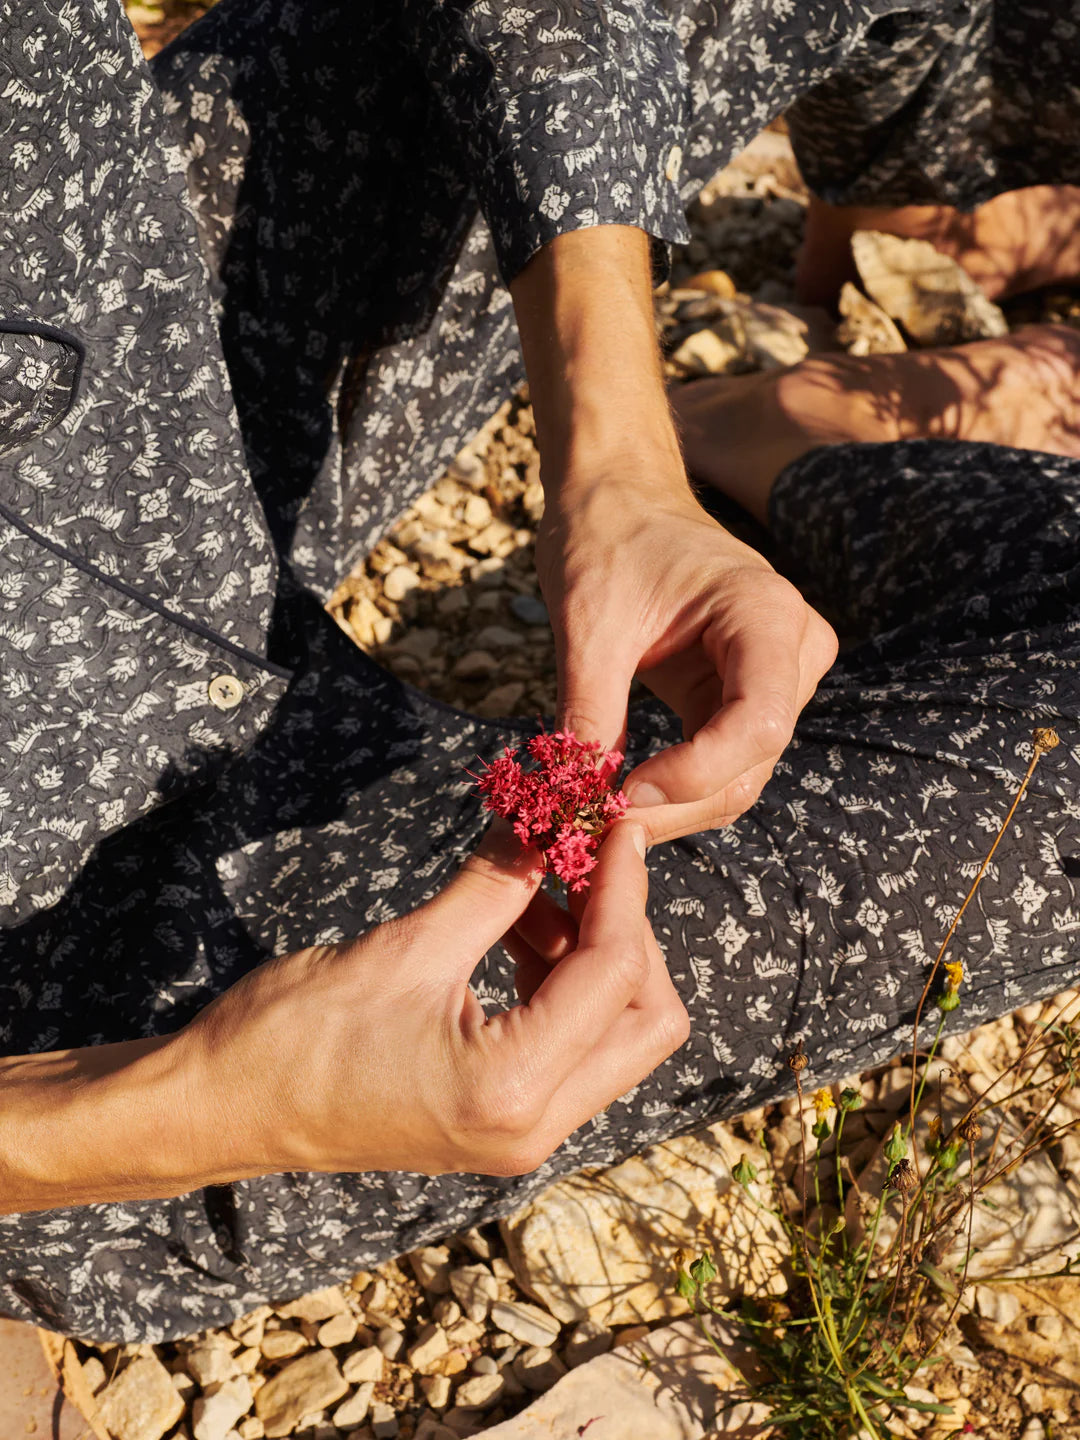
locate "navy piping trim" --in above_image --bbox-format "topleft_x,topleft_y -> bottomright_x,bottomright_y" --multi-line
0,318 -> 87,424
0,497 -> 293,681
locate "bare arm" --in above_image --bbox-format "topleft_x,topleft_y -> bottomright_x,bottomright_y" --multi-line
511,224 -> 838,842
0,823 -> 685,1214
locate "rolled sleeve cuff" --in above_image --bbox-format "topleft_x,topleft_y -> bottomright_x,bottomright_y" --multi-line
478,66 -> 692,286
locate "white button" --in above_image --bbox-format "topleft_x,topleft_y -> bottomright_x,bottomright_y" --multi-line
208,673 -> 244,711
665,145 -> 682,183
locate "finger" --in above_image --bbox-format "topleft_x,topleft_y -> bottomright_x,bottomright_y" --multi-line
494,823 -> 652,1086
626,755 -> 778,846
624,611 -> 803,809
423,818 -> 544,963
555,618 -> 634,753
500,928 -> 552,1006
512,888 -> 578,965
522,928 -> 690,1153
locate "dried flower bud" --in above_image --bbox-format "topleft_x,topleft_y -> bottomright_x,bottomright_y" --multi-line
887,1158 -> 918,1194
839,1087 -> 864,1112
787,1043 -> 808,1075
959,1115 -> 982,1145
1033,727 -> 1061,755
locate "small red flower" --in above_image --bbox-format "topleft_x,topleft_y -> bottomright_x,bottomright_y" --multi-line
471,729 -> 627,890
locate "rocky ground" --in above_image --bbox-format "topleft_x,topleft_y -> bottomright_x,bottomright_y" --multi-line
59,9 -> 1080,1440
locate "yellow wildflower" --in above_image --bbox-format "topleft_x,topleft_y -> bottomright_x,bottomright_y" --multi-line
927,1115 -> 942,1144
943,959 -> 964,993
812,1088 -> 835,1122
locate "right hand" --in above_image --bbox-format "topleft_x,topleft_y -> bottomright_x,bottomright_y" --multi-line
179,820 -> 689,1179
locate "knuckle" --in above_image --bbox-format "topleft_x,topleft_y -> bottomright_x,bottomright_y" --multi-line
748,702 -> 793,757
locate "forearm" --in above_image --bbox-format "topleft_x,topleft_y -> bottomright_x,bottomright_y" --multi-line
510,226 -> 687,492
0,1033 -> 256,1214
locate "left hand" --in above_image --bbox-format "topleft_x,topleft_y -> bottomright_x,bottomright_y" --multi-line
536,468 -> 838,845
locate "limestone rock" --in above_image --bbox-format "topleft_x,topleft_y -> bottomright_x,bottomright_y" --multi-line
852,229 -> 1009,345
489,1301 -> 560,1348
671,328 -> 740,377
253,1351 -> 349,1438
332,1383 -> 375,1427
451,650 -> 496,682
501,1120 -> 789,1325
478,1319 -> 768,1439
82,1356 -> 107,1394
449,1264 -> 499,1322
407,1324 -> 450,1374
96,1356 -> 186,1440
408,1245 -> 452,1295
184,1338 -> 238,1387
274,1286 -> 349,1323
421,1373 -> 453,1409
836,282 -> 907,355
454,1371 -> 506,1409
342,1346 -> 384,1384
474,682 -> 526,717
371,1401 -> 399,1438
316,1312 -> 357,1348
513,1346 -> 567,1392
259,1330 -> 308,1361
230,1307 -> 273,1349
383,564 -> 422,603
192,1376 -> 253,1440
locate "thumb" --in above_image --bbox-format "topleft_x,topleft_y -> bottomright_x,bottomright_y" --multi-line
425,818 -> 544,958
555,623 -> 634,753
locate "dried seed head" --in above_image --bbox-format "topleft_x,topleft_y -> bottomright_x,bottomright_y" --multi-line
1033,727 -> 1061,755
887,1158 -> 918,1195
787,1043 -> 808,1075
959,1114 -> 983,1145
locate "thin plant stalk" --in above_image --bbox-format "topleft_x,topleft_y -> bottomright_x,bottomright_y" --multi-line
908,743 -> 1046,1180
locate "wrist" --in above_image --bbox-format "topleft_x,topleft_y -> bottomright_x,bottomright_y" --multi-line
0,1030 -> 235,1213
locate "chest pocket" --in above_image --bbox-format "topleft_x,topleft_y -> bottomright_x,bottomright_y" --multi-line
0,321 -> 84,459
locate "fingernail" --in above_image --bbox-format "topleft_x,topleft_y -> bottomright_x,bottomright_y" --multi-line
627,823 -> 647,858
625,781 -> 668,809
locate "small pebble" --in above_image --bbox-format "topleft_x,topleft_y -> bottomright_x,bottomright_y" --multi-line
260,1330 -> 308,1361
342,1347 -> 384,1384
489,1300 -> 560,1349
371,1401 -> 399,1438
433,1298 -> 461,1327
332,1383 -> 375,1428
512,1346 -> 566,1393
510,593 -> 548,627
407,1246 -> 452,1295
376,1328 -> 405,1361
453,1372 -> 505,1410
420,1373 -> 453,1410
449,1265 -> 499,1322
383,565 -> 421,603
317,1312 -> 357,1348
407,1324 -> 450,1374
470,1355 -> 498,1376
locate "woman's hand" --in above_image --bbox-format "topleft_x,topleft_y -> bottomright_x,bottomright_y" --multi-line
538,473 -> 837,846
511,226 -> 837,845
0,822 -> 687,1212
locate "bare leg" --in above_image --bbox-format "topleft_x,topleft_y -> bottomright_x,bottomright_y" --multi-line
795,186 -> 1080,307
671,324 -> 1080,525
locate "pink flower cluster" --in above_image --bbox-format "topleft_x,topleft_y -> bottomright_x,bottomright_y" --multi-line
473,730 -> 628,891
